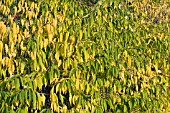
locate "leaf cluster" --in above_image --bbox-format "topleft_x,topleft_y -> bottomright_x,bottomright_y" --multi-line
0,0 -> 170,112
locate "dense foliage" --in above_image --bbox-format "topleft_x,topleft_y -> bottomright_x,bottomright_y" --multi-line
0,0 -> 170,112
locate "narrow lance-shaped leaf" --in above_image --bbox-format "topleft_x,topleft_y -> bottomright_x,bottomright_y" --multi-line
32,92 -> 37,109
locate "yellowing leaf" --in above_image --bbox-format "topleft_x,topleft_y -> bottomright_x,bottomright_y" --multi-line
123,50 -> 128,58
64,41 -> 68,58
55,83 -> 60,93
65,31 -> 69,41
86,84 -> 90,94
98,9 -> 101,16
59,32 -> 63,42
50,87 -> 55,102
58,60 -> 62,67
103,14 -> 107,22
37,77 -> 43,90
33,79 -> 37,90
76,79 -> 79,90
0,22 -> 7,34
46,24 -> 51,33
20,62 -> 25,74
128,55 -> 131,67
69,93 -> 72,105
13,22 -> 17,35
30,2 -> 35,9
55,51 -> 60,62
48,34 -> 53,43
84,49 -> 89,62
37,54 -> 46,72
70,35 -> 75,44
20,41 -> 26,50
79,30 -> 83,40
43,39 -> 48,49
41,94 -> 46,106
0,41 -> 3,63
30,50 -> 36,60
114,84 -> 116,94
14,6 -> 18,14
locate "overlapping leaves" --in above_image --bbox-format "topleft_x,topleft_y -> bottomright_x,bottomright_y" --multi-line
0,0 -> 170,112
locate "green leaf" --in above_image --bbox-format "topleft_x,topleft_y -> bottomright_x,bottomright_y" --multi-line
128,100 -> 132,110
67,80 -> 71,92
103,99 -> 107,111
124,105 -> 127,112
33,79 -> 37,90
23,106 -> 28,113
32,92 -> 37,109
59,93 -> 64,105
37,77 -> 43,90
108,98 -> 113,109
155,86 -> 160,96
142,89 -> 147,99
15,78 -> 20,90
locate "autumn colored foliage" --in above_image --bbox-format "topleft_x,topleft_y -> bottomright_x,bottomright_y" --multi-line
0,0 -> 170,112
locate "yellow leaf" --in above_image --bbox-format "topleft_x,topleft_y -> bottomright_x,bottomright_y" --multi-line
14,6 -> 17,14
41,94 -> 46,106
30,2 -> 35,9
33,79 -> 37,90
0,41 -> 3,60
76,79 -> 79,90
69,93 -> 72,105
70,35 -> 75,44
20,41 -> 26,50
20,62 -> 25,74
53,103 -> 58,112
0,22 -> 7,33
117,97 -> 121,103
113,97 -> 116,104
100,40 -> 105,49
72,95 -> 78,105
55,51 -> 60,62
103,2 -> 108,8
50,87 -> 55,102
33,59 -> 40,71
46,24 -> 51,33
43,39 -> 48,49
64,41 -> 68,58
114,84 -> 116,94
30,50 -> 36,60
79,30 -> 83,40
37,77 -> 43,90
65,31 -> 69,41
80,81 -> 84,91
84,50 -> 89,62
128,55 -> 131,67
0,54 -> 2,64
59,32 -> 63,42
53,18 -> 57,27
48,34 -> 53,43
5,44 -> 8,54
58,60 -> 62,67
55,83 -> 60,93
86,84 -> 90,94
103,14 -> 107,22
134,76 -> 138,84
160,33 -> 164,40
105,80 -> 110,87
13,22 -> 17,35
11,42 -> 15,53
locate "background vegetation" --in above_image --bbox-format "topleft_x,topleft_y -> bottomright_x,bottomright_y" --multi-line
0,0 -> 170,112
